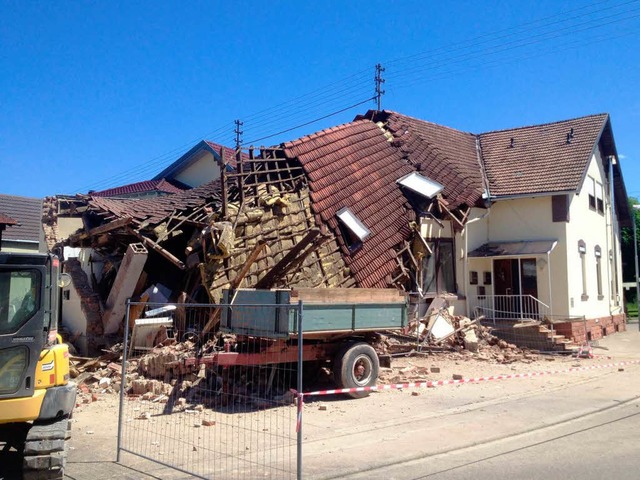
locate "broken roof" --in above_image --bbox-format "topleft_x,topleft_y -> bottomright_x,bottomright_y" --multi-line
87,178 -> 222,228
360,110 -> 486,210
283,120 -> 416,288
90,179 -> 188,198
0,194 -> 43,246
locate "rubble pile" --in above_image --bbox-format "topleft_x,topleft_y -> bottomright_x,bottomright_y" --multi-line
383,307 -> 539,364
71,338 -> 297,411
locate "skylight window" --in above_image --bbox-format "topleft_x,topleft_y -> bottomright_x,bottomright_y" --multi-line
397,172 -> 444,199
336,207 -> 371,251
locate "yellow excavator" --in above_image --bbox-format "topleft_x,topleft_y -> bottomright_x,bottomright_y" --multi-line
0,253 -> 75,479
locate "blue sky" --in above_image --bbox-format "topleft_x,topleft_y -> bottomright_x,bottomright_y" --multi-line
1,1 -> 639,199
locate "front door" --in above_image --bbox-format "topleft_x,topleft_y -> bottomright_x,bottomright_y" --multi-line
493,258 -> 538,319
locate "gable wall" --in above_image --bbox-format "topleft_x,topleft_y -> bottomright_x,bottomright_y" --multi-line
566,149 -> 622,319
173,151 -> 219,188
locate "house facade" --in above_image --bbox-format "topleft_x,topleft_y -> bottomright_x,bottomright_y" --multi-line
463,114 -> 628,342
44,110 -> 629,353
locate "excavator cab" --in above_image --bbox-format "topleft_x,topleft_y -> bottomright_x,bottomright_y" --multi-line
0,253 -> 75,479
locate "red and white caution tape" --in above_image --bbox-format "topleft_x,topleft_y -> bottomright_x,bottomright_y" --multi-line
302,359 -> 640,397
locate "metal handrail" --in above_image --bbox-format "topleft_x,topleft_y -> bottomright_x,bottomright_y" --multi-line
471,294 -> 550,323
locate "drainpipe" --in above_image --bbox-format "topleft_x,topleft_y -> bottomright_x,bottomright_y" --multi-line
464,209 -> 490,317
609,156 -> 620,315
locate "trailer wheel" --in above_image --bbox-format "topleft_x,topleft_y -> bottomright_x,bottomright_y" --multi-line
333,343 -> 379,399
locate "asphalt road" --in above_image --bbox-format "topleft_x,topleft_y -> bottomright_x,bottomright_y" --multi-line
341,394 -> 640,480
3,330 -> 639,480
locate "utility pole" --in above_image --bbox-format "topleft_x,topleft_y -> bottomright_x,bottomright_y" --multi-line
234,119 -> 243,151
375,63 -> 385,111
235,119 -> 244,204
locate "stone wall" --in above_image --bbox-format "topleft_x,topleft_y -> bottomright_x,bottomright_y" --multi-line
554,313 -> 627,344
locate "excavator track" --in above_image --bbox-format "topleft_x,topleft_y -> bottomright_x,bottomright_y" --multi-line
22,416 -> 70,480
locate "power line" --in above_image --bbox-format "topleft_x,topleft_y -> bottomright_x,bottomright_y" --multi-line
75,0 -> 640,193
245,97 -> 375,145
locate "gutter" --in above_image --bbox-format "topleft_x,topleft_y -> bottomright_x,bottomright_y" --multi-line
489,190 -> 577,201
464,209 -> 490,317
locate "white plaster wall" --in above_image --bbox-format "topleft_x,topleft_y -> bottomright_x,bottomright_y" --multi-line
174,151 -> 220,188
566,150 -> 622,318
61,283 -> 86,353
456,198 -> 569,317
455,208 -> 490,316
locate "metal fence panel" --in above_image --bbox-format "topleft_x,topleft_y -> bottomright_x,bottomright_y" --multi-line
117,301 -> 302,479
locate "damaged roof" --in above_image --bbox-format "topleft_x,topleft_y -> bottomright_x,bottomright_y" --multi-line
88,179 -> 222,227
282,120 -> 416,288
479,113 -> 610,197
360,110 -> 486,210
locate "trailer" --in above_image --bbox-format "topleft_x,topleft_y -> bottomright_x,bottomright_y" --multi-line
177,288 -> 408,398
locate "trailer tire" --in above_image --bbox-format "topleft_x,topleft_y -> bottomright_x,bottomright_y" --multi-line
333,343 -> 379,399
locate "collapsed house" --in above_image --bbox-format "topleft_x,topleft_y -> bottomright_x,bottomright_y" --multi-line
44,110 -> 631,355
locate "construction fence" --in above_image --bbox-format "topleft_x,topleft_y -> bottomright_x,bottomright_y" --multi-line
116,300 -> 303,479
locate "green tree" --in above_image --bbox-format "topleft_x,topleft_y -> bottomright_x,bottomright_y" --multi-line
621,197 -> 640,307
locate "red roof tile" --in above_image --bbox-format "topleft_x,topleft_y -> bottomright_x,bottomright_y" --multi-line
361,110 -> 485,209
479,114 -> 609,197
283,120 -> 416,288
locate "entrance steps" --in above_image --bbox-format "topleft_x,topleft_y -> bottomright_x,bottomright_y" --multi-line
482,319 -> 579,352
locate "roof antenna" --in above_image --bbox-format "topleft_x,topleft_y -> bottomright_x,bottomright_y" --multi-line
566,127 -> 574,144
375,63 -> 385,112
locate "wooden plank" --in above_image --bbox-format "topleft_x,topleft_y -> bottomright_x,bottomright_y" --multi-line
130,230 -> 186,270
290,287 -> 406,304
69,217 -> 133,243
201,241 -> 267,336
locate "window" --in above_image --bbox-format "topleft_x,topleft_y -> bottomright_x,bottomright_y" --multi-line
470,271 -> 478,285
596,182 -> 604,214
397,172 -> 444,199
421,239 -> 456,294
552,195 -> 570,222
483,271 -> 492,285
0,269 -> 41,335
579,240 -> 588,300
595,246 -> 603,299
336,207 -> 371,252
587,177 -> 596,210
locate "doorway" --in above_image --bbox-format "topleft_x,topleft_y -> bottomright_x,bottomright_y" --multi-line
493,258 -> 538,319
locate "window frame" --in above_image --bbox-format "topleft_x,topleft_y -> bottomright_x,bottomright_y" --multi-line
595,245 -> 603,299
587,176 -> 596,211
579,240 -> 588,301
421,238 -> 457,295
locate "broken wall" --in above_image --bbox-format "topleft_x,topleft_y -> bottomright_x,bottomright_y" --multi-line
202,186 -> 356,303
